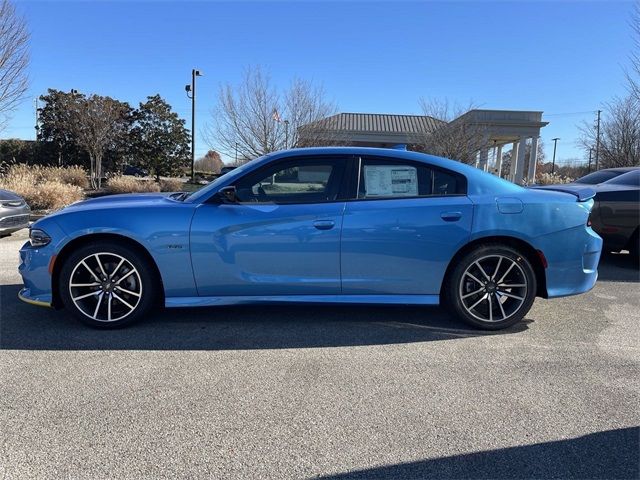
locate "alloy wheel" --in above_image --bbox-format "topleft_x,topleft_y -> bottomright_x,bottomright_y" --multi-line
68,252 -> 143,322
458,254 -> 528,323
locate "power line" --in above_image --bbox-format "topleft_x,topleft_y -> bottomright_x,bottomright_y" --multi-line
543,110 -> 597,117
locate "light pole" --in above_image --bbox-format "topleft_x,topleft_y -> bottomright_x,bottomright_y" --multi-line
551,137 -> 560,174
185,69 -> 202,183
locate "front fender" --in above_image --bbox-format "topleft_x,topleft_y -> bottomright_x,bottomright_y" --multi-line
43,206 -> 198,297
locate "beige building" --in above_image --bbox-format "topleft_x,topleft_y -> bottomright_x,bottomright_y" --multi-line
301,110 -> 549,185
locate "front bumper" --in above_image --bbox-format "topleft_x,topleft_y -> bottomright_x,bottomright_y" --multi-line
19,240 -> 56,307
18,287 -> 52,307
0,212 -> 30,234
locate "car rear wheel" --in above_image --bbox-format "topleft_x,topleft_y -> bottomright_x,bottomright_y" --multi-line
445,244 -> 537,330
59,242 -> 156,328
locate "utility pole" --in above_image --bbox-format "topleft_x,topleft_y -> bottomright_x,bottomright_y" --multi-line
34,97 -> 40,163
235,142 -> 238,164
595,109 -> 601,171
551,137 -> 560,174
588,148 -> 593,173
185,69 -> 202,182
284,120 -> 290,149
33,97 -> 39,141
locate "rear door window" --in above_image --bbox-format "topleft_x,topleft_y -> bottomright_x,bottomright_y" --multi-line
356,157 -> 466,199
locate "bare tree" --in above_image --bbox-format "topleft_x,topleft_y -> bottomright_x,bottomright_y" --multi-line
68,94 -> 132,189
194,150 -> 224,173
579,95 -> 640,168
282,78 -> 337,147
416,98 -> 487,165
0,0 -> 29,130
206,66 -> 337,163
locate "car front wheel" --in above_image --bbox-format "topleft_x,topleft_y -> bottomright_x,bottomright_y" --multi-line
59,241 -> 156,328
445,244 -> 537,330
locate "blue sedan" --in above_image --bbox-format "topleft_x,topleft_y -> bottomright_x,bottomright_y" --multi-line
18,147 -> 602,330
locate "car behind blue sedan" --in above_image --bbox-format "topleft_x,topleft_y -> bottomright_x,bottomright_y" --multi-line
18,147 -> 602,330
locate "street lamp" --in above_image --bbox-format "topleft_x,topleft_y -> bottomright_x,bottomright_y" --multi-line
185,69 -> 202,183
551,137 -> 560,174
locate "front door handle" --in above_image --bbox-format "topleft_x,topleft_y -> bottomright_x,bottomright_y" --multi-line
441,211 -> 462,222
313,220 -> 335,230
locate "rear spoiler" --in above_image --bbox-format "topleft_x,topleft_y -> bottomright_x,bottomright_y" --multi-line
529,185 -> 596,202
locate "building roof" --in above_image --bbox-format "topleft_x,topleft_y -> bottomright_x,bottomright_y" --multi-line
307,112 -> 445,134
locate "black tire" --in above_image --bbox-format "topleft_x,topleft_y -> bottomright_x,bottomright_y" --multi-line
444,244 -> 537,330
59,241 -> 157,328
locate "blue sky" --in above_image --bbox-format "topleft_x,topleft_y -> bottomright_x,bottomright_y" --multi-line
6,0 -> 637,164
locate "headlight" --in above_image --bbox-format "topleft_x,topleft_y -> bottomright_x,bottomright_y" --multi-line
29,228 -> 51,247
1,200 -> 25,208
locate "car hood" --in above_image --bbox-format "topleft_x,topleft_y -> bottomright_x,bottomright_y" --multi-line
62,192 -> 176,211
0,188 -> 24,201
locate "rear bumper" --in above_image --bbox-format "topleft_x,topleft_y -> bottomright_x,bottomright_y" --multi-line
539,225 -> 602,298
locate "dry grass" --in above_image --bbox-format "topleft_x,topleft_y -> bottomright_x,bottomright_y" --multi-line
4,164 -> 89,189
159,178 -> 184,192
55,165 -> 89,189
106,175 -> 161,194
535,172 -> 575,185
0,171 -> 84,211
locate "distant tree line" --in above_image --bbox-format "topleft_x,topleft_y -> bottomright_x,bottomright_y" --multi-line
0,89 -> 191,189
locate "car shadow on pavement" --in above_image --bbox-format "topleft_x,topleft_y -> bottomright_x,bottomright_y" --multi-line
597,252 -> 640,283
318,426 -> 640,480
0,284 -> 530,351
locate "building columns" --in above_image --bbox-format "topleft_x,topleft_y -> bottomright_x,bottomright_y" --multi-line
494,144 -> 503,177
509,141 -> 519,181
527,136 -> 539,184
479,148 -> 489,172
514,136 -> 528,185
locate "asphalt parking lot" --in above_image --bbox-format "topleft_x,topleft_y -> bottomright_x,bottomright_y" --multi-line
0,228 -> 638,479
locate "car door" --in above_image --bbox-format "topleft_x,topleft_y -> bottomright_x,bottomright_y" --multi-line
341,156 -> 473,295
190,156 -> 348,296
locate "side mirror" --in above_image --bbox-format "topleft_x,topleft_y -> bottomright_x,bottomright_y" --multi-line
217,185 -> 238,204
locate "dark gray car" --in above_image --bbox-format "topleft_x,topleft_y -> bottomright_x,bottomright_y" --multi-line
574,166 -> 639,185
589,170 -> 640,261
0,189 -> 30,237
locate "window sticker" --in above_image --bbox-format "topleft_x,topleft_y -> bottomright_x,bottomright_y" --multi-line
363,165 -> 418,197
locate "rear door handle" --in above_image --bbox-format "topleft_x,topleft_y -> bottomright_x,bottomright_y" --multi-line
313,220 -> 335,230
441,211 -> 462,222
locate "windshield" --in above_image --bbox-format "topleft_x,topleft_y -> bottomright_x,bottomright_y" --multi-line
574,170 -> 621,184
604,170 -> 640,186
185,157 -> 267,203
